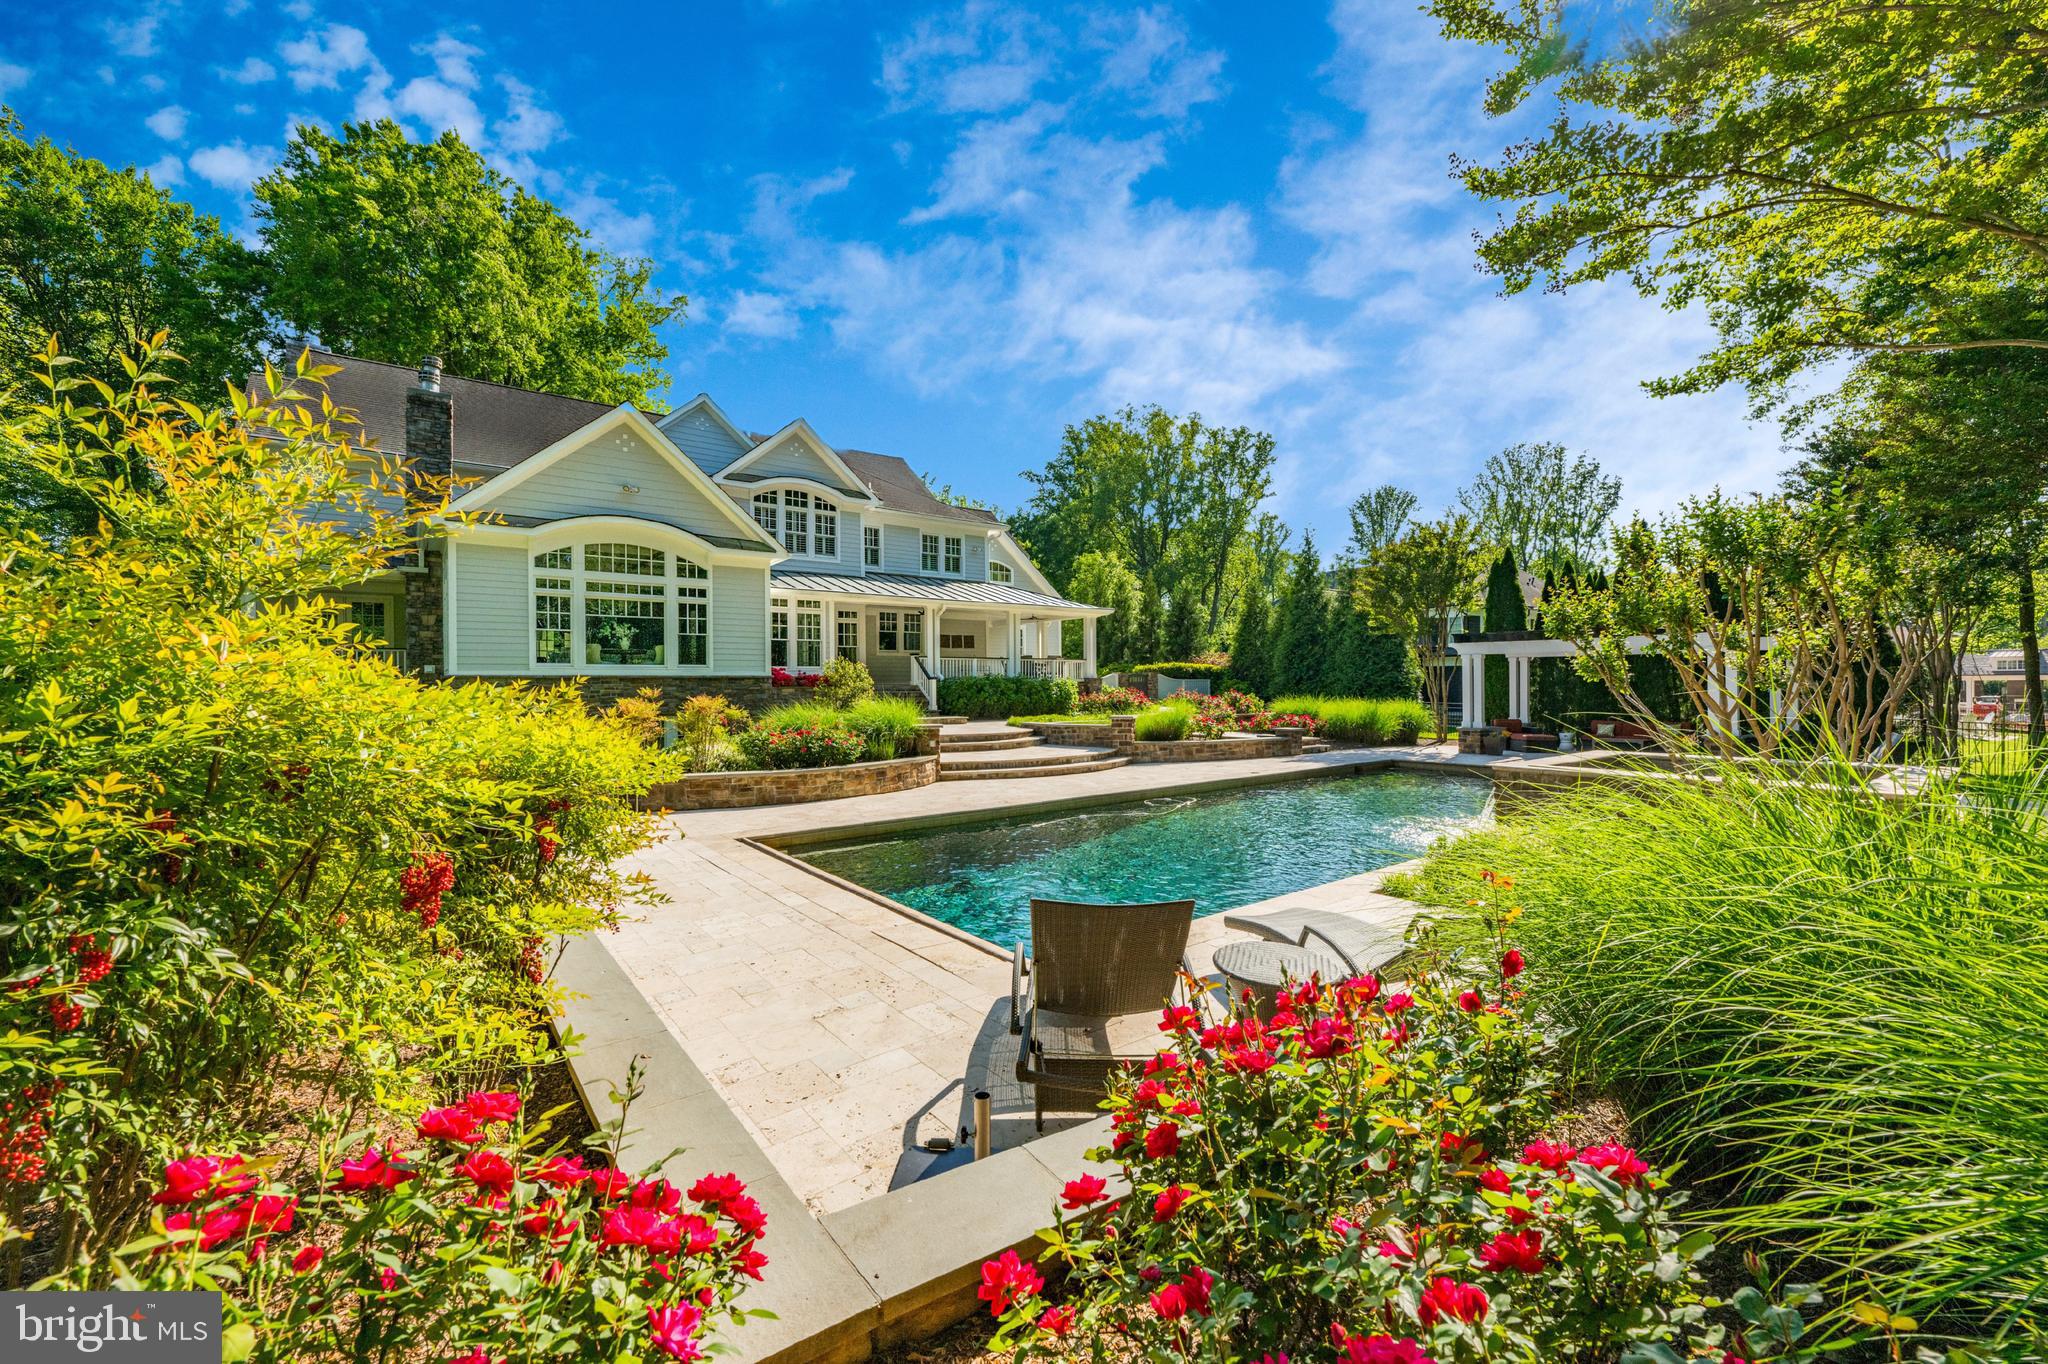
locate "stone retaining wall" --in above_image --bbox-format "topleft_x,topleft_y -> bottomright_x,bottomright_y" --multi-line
1015,716 -> 1302,762
644,753 -> 938,810
455,674 -> 781,715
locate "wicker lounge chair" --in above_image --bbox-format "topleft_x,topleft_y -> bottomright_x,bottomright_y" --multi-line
1010,898 -> 1198,1131
1217,905 -> 1409,976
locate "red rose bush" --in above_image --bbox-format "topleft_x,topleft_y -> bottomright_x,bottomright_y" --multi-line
978,913 -> 1736,1362
70,1085 -> 766,1363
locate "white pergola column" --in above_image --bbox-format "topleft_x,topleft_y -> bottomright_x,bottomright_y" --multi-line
1511,654 -> 1533,723
1006,609 -> 1021,673
1083,616 -> 1098,676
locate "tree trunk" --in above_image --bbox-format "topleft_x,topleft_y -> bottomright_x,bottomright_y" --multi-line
2022,559 -> 2045,747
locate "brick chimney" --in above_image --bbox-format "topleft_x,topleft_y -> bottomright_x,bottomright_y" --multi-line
404,355 -> 453,487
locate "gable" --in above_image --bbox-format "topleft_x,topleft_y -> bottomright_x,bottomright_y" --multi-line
659,403 -> 752,477
732,432 -> 850,487
482,423 -> 754,544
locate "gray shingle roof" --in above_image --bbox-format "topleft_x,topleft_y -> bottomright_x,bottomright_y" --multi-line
836,450 -> 1002,526
771,570 -> 1100,611
274,350 -> 616,470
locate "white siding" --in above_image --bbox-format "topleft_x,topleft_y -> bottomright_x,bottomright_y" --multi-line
775,507 -> 860,574
713,563 -> 769,673
452,541 -> 530,673
488,427 -> 746,541
659,410 -> 749,476
882,523 -> 923,573
963,534 -> 987,579
986,537 -> 1029,582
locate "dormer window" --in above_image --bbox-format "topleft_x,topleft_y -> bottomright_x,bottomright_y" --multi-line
989,562 -> 1013,583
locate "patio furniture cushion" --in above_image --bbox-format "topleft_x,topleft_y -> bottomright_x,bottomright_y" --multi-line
1218,905 -> 1409,975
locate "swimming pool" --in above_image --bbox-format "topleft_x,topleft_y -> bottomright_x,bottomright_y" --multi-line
796,769 -> 1491,947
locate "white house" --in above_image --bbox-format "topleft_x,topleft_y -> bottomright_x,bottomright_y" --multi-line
310,353 -> 1110,710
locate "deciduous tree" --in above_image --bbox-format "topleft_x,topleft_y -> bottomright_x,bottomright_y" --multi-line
1362,516 -> 1485,739
1346,484 -> 1418,564
1458,442 -> 1619,570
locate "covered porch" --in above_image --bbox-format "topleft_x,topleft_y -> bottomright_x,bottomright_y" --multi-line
769,570 -> 1109,706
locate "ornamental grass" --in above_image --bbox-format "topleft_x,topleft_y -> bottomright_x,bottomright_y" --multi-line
1401,758 -> 2048,1348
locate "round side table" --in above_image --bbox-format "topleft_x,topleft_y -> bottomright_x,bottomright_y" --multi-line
1213,939 -> 1354,1019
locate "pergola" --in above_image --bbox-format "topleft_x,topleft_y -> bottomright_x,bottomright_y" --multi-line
1449,632 -> 1781,733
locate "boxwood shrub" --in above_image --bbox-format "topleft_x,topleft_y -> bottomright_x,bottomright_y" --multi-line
937,674 -> 1078,718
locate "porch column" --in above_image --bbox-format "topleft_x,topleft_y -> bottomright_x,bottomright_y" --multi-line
1083,616 -> 1098,677
1511,654 -> 1533,724
1460,651 -> 1483,726
926,606 -> 943,681
1006,609 -> 1021,674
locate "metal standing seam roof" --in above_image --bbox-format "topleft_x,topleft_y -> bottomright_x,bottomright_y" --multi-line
486,512 -> 777,554
770,569 -> 1103,611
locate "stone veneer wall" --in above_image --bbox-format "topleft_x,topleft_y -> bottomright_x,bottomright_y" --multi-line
453,673 -> 782,715
404,547 -> 446,677
642,754 -> 938,810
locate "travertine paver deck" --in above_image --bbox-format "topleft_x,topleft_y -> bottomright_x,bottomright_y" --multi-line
602,744 -> 1513,1213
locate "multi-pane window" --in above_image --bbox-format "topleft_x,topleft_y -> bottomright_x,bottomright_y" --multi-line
989,562 -> 1013,583
921,533 -> 940,572
836,609 -> 859,660
813,499 -> 837,558
751,493 -> 778,538
940,632 -> 976,651
943,536 -> 962,574
794,599 -> 823,668
904,610 -> 923,653
877,610 -> 899,651
783,490 -> 811,554
347,600 -> 388,641
531,543 -> 711,670
770,597 -> 789,668
864,527 -> 882,567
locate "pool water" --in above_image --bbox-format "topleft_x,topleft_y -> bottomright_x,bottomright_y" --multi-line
797,771 -> 1491,947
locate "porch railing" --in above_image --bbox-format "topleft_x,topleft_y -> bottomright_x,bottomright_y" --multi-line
935,656 -> 1085,680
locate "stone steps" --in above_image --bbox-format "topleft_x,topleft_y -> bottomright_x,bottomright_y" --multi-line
939,743 -> 1115,772
937,732 -> 1041,752
938,756 -> 1130,780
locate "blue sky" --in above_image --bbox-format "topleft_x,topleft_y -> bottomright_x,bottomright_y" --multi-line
1,0 -> 1791,547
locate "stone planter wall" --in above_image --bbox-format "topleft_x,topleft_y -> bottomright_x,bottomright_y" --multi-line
643,753 -> 938,811
457,673 -> 782,715
1016,717 -> 1302,763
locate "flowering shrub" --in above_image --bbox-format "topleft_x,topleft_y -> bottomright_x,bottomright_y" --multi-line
1073,686 -> 1150,715
0,342 -> 667,1274
769,667 -> 823,688
978,895 -> 1764,1362
735,724 -> 866,769
61,1084 -> 766,1362
1180,689 -> 1320,739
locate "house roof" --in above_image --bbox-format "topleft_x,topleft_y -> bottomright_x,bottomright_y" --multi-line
836,450 -> 1002,526
274,350 -> 617,470
771,569 -> 1101,612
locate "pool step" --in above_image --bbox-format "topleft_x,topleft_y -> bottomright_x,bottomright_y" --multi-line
939,756 -> 1130,780
1302,740 -> 1333,754
940,743 -> 1115,772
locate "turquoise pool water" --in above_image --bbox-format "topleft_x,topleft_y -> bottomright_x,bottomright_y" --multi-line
797,771 -> 1491,947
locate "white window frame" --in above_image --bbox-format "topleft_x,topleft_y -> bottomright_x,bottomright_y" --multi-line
814,499 -> 838,559
877,609 -> 899,651
864,526 -> 882,567
943,536 -> 962,574
527,539 -> 715,674
904,609 -> 924,654
921,533 -> 940,572
989,561 -> 1013,584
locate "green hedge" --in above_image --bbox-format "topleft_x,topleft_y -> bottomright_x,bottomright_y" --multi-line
1529,655 -> 1693,732
1115,662 -> 1231,682
937,674 -> 1079,718
1133,703 -> 1195,741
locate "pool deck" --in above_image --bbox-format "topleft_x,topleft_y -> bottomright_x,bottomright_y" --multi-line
596,739 -> 1519,1215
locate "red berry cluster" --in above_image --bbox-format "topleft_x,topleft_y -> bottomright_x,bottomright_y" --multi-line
519,936 -> 546,985
0,1082 -> 60,1185
68,933 -> 113,984
534,817 -> 560,865
400,852 -> 455,928
47,995 -> 85,1032
143,809 -> 185,883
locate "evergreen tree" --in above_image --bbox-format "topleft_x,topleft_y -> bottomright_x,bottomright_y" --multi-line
1229,586 -> 1273,696
1163,589 -> 1202,660
1481,549 -> 1525,723
1129,579 -> 1165,664
1274,533 -> 1330,694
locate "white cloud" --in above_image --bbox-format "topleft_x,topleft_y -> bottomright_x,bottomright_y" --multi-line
188,140 -> 278,189
220,55 -> 276,84
280,24 -> 380,92
557,185 -> 657,256
283,0 -> 314,19
393,75 -> 483,142
494,74 -> 563,153
724,290 -> 800,340
144,153 -> 184,187
880,1 -> 1054,113
1088,6 -> 1226,118
417,33 -> 482,89
105,15 -> 160,59
145,105 -> 189,140
141,73 -> 167,94
0,59 -> 28,100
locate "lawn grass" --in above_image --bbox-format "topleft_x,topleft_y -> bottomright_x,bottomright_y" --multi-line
1396,757 -> 2048,1340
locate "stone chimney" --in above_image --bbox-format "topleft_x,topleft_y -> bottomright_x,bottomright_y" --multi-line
404,355 -> 453,486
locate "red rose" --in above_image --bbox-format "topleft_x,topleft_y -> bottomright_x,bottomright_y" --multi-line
1477,1228 -> 1544,1275
1501,948 -> 1525,978
1384,992 -> 1415,1014
1037,1303 -> 1076,1337
1456,990 -> 1482,1013
646,1304 -> 704,1363
631,1177 -> 683,1214
461,1091 -> 521,1124
1157,1004 -> 1199,1033
1151,1185 -> 1192,1222
1417,1277 -> 1488,1326
1333,1327 -> 1434,1364
1061,1174 -> 1108,1210
291,1245 -> 323,1274
530,1154 -> 591,1187
588,1166 -> 634,1201
688,1172 -> 746,1207
1580,1143 -> 1650,1187
454,1150 -> 515,1197
416,1106 -> 484,1145
337,1146 -> 415,1192
977,1249 -> 1043,1317
1520,1139 -> 1576,1172
1144,1121 -> 1180,1159
724,1194 -> 767,1238
1478,1167 -> 1512,1195
735,1241 -> 769,1280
